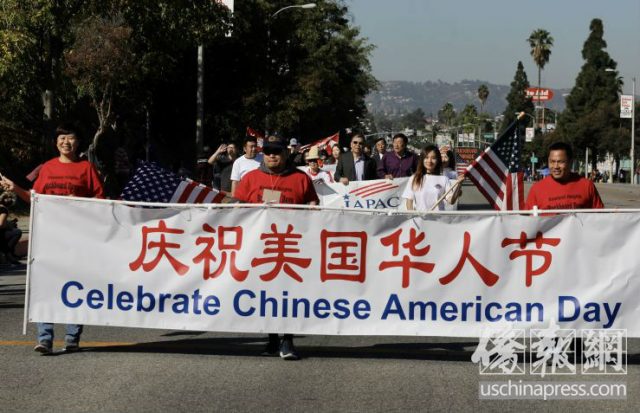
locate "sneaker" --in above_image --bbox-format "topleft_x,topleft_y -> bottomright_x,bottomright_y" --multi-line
279,338 -> 299,361
63,341 -> 80,352
34,341 -> 52,355
261,338 -> 279,356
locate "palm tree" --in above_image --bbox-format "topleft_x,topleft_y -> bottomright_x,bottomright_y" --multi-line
477,84 -> 489,114
527,29 -> 554,127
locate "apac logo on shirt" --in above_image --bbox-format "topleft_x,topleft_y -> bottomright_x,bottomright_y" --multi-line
343,181 -> 401,209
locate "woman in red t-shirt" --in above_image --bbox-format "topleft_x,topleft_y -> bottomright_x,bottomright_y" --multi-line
1,123 -> 104,355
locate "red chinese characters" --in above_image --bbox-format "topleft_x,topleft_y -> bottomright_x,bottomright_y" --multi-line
378,228 -> 435,288
320,230 -> 367,282
129,220 -> 189,275
192,223 -> 249,281
251,224 -> 311,282
439,231 -> 499,286
501,231 -> 561,287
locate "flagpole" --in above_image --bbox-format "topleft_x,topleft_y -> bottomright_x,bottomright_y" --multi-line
429,175 -> 465,211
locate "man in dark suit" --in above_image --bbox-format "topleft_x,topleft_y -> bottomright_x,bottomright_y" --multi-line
334,134 -> 378,184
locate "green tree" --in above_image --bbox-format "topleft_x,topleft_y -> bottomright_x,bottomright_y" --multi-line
458,104 -> 478,132
401,108 -> 426,130
438,102 -> 456,127
501,61 -> 534,133
559,18 -> 622,168
477,84 -> 489,114
527,28 -> 554,97
65,15 -> 135,147
0,0 -> 88,130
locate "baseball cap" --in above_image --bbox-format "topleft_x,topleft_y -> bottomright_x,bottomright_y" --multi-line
263,136 -> 287,152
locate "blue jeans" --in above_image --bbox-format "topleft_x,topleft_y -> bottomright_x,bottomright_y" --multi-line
37,323 -> 83,344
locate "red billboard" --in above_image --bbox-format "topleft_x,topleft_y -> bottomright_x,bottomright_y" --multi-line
525,87 -> 554,102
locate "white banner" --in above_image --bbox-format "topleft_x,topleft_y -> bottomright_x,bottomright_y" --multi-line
27,195 -> 640,337
620,95 -> 633,119
313,178 -> 410,209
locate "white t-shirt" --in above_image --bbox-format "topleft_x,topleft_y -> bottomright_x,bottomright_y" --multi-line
304,168 -> 334,185
402,174 -> 452,211
230,153 -> 263,182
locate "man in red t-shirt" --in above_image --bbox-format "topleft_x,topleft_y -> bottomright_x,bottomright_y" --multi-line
526,142 -> 604,210
234,135 -> 318,361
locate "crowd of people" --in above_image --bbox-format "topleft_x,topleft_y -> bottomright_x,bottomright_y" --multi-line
0,122 -> 606,360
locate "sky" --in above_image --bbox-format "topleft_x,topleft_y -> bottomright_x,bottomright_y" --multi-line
346,0 -> 640,92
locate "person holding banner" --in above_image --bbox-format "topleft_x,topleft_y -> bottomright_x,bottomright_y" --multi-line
525,142 -> 604,210
303,147 -> 334,185
0,123 -> 104,355
234,135 -> 319,360
334,134 -> 377,184
402,145 -> 461,211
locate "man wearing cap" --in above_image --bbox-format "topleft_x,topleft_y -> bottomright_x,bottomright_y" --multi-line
334,134 -> 378,185
234,136 -> 319,360
230,136 -> 263,197
304,146 -> 334,185
288,138 -> 305,166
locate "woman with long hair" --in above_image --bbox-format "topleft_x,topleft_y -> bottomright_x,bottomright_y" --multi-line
402,145 -> 461,211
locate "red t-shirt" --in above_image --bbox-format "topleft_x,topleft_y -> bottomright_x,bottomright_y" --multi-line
525,174 -> 604,210
234,168 -> 319,204
33,158 -> 105,198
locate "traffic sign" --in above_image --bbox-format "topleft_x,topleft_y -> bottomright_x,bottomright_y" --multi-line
525,127 -> 535,142
531,156 -> 538,163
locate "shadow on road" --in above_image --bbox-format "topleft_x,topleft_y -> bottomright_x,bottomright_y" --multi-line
81,335 -> 640,363
85,336 -> 478,361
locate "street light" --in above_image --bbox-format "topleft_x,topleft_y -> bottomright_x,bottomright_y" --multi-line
606,68 -> 636,184
265,3 -> 316,135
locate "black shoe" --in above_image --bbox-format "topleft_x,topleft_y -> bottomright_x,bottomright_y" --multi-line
34,341 -> 52,355
261,337 -> 279,356
279,337 -> 299,361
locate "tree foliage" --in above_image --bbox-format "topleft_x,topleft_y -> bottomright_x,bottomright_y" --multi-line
477,84 -> 489,114
438,102 -> 456,127
527,28 -> 554,90
501,61 -> 534,133
0,0 -> 375,178
558,18 -> 623,165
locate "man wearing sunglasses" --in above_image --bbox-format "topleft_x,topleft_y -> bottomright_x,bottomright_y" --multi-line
234,136 -> 319,360
334,134 -> 377,185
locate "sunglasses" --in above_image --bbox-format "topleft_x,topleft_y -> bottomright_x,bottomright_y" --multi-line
263,148 -> 285,155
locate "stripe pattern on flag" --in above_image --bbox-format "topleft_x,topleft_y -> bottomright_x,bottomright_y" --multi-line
454,151 -> 469,176
464,121 -> 524,211
121,162 -> 228,204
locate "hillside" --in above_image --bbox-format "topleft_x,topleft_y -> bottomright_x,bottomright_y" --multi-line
365,80 -> 568,116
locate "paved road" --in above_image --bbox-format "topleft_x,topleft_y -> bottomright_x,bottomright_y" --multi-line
1,183 -> 638,412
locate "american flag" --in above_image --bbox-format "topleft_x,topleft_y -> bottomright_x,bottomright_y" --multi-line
463,119 -> 524,210
454,151 -> 469,176
121,162 -> 229,204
